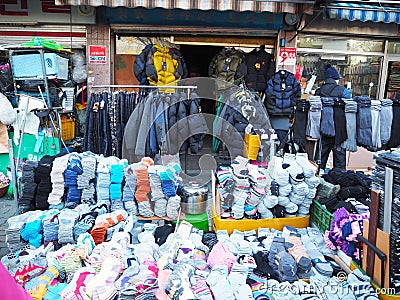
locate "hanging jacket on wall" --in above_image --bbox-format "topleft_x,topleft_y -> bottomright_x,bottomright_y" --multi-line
244,47 -> 275,93
146,44 -> 184,86
208,48 -> 247,88
265,70 -> 301,117
133,43 -> 153,85
214,89 -> 271,157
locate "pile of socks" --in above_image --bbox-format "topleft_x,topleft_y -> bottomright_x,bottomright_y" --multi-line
73,211 -> 98,241
110,163 -> 124,212
48,154 -> 70,207
231,156 -> 250,219
90,210 -> 128,245
247,164 -> 268,218
96,157 -> 111,207
24,267 -> 59,299
5,212 -> 37,252
64,154 -> 83,209
134,163 -> 154,218
18,161 -> 38,213
35,155 -> 56,210
149,165 -> 167,217
78,154 -> 97,205
21,219 -> 43,249
123,166 -> 138,215
58,209 -> 79,245
42,212 -> 59,244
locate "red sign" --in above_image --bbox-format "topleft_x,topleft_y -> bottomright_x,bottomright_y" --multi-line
278,47 -> 297,67
89,45 -> 107,64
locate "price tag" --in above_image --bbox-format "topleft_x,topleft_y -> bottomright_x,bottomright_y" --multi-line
261,134 -> 269,140
270,134 -> 278,140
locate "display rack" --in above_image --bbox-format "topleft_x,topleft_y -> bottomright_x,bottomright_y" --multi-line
345,61 -> 380,97
8,46 -> 71,108
385,61 -> 400,99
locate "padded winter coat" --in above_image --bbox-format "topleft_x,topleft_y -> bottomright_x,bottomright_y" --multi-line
208,48 -> 247,89
244,48 -> 275,92
215,90 -> 271,157
265,70 -> 301,117
315,78 -> 352,99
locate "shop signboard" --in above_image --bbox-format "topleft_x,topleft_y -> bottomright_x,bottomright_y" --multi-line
89,45 -> 107,64
0,0 -> 95,24
277,47 -> 297,67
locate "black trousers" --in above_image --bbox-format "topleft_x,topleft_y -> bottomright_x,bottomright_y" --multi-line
320,136 -> 346,170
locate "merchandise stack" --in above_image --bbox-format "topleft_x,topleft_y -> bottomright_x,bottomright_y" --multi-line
372,150 -> 400,293
216,154 -> 319,220
1,219 -> 380,300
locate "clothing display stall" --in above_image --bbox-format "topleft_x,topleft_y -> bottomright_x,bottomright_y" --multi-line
1,38 -> 396,300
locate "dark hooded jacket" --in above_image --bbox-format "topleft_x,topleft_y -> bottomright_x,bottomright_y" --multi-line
245,47 -> 275,92
265,70 -> 301,117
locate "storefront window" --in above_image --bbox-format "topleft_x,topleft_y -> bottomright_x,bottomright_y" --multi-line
296,53 -> 381,98
388,41 -> 400,54
297,36 -> 384,98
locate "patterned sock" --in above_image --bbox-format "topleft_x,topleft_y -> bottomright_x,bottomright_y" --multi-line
12,256 -> 48,286
86,256 -> 121,299
190,275 -> 213,300
59,267 -> 96,300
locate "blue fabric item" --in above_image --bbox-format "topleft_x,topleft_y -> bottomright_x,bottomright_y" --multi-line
161,180 -> 176,198
110,164 -> 124,183
324,65 -> 340,80
320,97 -> 335,137
341,221 -> 352,239
66,186 -> 82,204
355,96 -> 373,147
326,3 -> 400,24
21,220 -> 42,241
122,183 -> 135,202
68,156 -> 83,175
265,70 -> 301,117
110,183 -> 122,200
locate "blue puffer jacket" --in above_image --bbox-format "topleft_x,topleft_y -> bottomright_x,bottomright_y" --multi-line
265,70 -> 301,117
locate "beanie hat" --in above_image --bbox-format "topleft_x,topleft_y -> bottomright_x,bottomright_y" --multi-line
324,64 -> 340,80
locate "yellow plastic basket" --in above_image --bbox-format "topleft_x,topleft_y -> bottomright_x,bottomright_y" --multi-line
61,118 -> 75,141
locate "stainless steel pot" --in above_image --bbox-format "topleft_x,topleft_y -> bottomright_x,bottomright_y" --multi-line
181,181 -> 209,214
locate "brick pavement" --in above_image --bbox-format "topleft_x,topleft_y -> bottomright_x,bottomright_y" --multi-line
0,193 -> 18,258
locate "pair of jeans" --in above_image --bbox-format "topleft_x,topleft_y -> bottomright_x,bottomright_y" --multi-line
341,100 -> 358,152
320,97 -> 335,137
320,136 -> 346,170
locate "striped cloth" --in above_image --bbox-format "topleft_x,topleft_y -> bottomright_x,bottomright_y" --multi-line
55,0 -> 313,14
326,3 -> 400,24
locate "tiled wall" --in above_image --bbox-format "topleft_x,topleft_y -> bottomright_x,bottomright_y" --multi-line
86,25 -> 111,91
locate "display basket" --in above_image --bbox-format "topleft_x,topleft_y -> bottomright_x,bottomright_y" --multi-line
211,175 -> 310,234
0,184 -> 9,198
310,198 -> 334,234
61,118 -> 75,141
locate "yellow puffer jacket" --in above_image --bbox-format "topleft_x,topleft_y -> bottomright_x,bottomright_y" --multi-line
147,44 -> 180,86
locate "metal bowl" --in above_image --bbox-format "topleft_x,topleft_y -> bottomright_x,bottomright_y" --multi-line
180,181 -> 209,214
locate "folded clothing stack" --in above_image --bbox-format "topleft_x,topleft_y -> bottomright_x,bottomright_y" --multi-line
18,161 -> 38,214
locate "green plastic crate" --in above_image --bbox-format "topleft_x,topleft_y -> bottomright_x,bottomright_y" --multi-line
310,199 -> 334,234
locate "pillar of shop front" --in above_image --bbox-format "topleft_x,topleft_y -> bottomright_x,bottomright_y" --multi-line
276,30 -> 297,75
86,24 -> 112,93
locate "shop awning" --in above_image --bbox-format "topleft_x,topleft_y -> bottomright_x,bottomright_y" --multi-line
55,0 -> 314,14
326,3 -> 400,24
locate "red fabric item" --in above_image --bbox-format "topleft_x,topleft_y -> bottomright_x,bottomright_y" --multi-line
0,262 -> 33,300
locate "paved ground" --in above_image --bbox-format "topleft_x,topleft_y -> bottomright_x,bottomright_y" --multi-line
0,192 -> 18,258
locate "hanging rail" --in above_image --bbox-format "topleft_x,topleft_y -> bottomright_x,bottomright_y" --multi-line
90,84 -> 198,173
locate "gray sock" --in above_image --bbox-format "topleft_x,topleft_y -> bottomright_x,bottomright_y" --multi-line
206,265 -> 235,300
137,201 -> 154,218
228,263 -> 253,300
